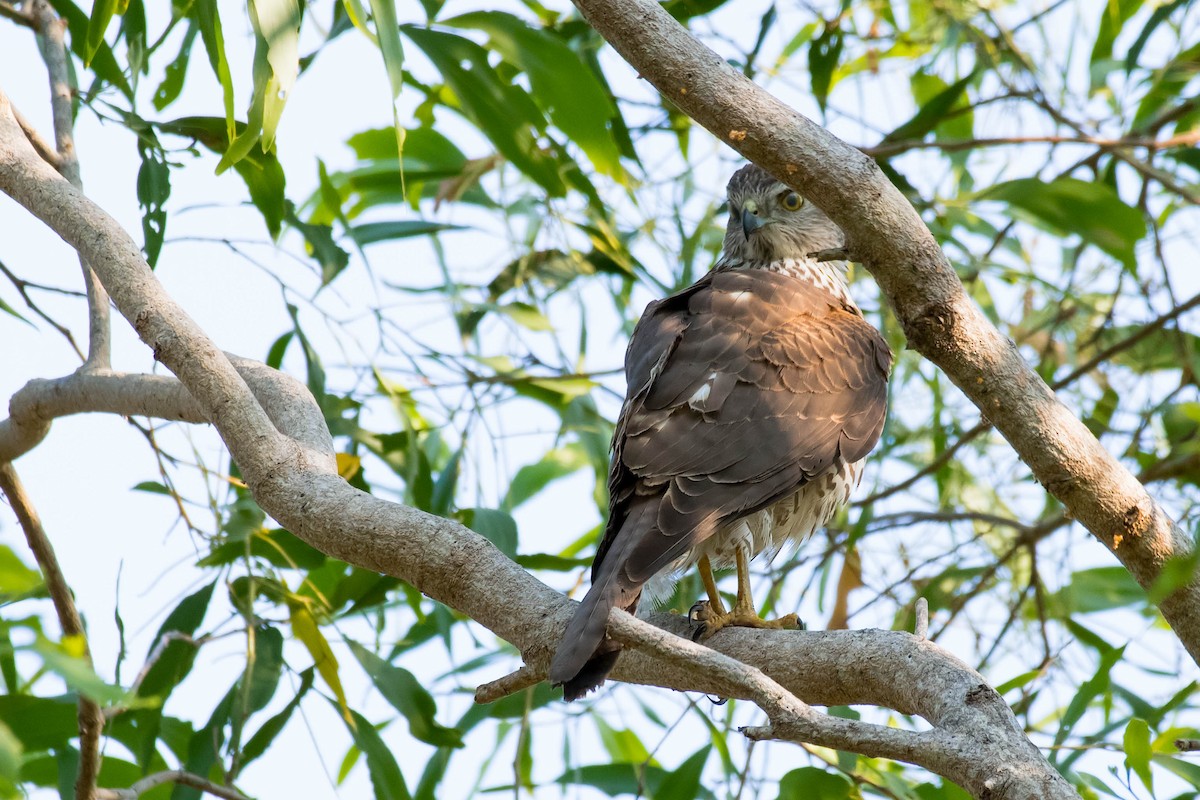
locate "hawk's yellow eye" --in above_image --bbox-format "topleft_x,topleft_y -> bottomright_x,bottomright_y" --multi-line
780,191 -> 804,211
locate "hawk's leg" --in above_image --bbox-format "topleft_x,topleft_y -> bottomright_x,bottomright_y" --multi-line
689,545 -> 800,638
697,555 -> 727,614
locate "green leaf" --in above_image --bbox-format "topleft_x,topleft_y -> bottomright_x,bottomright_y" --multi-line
556,763 -> 717,800
287,303 -> 326,403
351,220 -> 465,245
47,0 -> 133,99
0,545 -> 43,598
241,667 -> 314,768
777,766 -> 853,800
85,0 -> 121,65
33,636 -> 134,706
0,627 -> 15,693
1089,0 -> 1143,86
235,625 -> 285,719
401,25 -> 566,195
1047,566 -> 1147,617
1149,551 -> 1200,604
136,140 -> 171,268
595,718 -> 655,764
911,73 -> 974,142
994,669 -> 1043,695
286,205 -> 351,286
254,0 -> 302,145
204,526 -> 327,570
1053,645 -> 1126,755
882,73 -> 973,145
347,640 -> 464,748
153,23 -> 198,111
808,22 -> 844,112
0,296 -> 29,325
192,0 -> 237,138
430,445 -> 462,516
1154,753 -> 1200,789
1132,42 -> 1200,131
348,125 -> 465,167
1083,386 -> 1119,436
1125,0 -> 1187,73
981,178 -> 1145,270
461,508 -> 518,558
513,553 -> 591,571
137,581 -> 213,701
498,302 -> 554,332
0,696 -> 76,750
504,444 -> 589,510
128,581 -> 214,767
366,0 -> 406,162
0,721 -> 20,784
1124,718 -> 1153,792
289,601 -> 349,722
343,708 -> 414,800
159,116 -> 287,237
447,12 -> 624,180
173,688 -> 234,800
656,745 -> 710,800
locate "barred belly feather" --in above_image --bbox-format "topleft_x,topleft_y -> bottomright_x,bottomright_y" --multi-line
642,459 -> 863,606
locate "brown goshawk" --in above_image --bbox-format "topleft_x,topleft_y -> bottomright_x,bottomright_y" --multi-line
549,164 -> 892,700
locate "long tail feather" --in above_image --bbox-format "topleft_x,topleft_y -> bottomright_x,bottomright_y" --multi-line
548,560 -> 641,699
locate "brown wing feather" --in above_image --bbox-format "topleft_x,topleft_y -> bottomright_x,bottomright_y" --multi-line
550,268 -> 890,698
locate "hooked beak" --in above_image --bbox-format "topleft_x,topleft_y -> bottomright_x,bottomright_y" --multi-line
741,202 -> 765,239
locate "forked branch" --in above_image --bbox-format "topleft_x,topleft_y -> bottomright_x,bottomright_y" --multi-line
30,0 -> 111,370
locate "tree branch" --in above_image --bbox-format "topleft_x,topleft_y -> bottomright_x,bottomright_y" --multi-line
94,770 -> 249,800
0,356 -> 334,463
0,462 -> 104,800
30,0 -> 111,370
556,0 -> 1200,669
0,0 -> 35,28
10,104 -> 61,168
862,129 -> 1200,159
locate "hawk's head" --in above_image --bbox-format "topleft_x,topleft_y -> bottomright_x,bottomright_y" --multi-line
720,164 -> 844,266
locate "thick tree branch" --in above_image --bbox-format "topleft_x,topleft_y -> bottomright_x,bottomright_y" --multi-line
0,462 -> 104,800
564,0 -> 1200,666
0,357 -> 332,462
30,0 -> 111,370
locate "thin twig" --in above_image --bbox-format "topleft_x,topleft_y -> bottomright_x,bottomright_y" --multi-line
31,0 -> 112,370
474,665 -> 542,703
94,770 -> 250,800
0,257 -> 86,359
10,104 -> 60,167
0,0 -> 35,28
864,130 -> 1200,159
914,598 -> 929,640
0,462 -> 104,800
